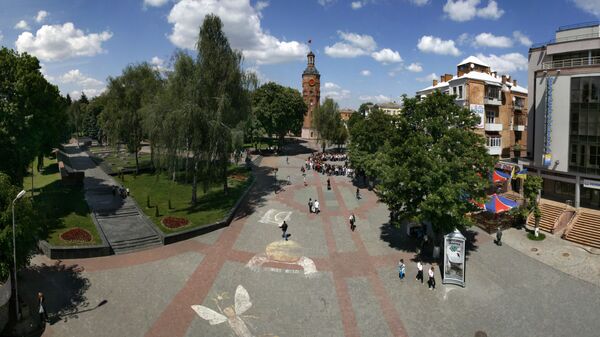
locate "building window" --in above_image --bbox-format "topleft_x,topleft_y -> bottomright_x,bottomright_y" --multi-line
487,137 -> 501,147
569,76 -> 600,174
486,86 -> 500,100
486,110 -> 496,124
458,86 -> 463,99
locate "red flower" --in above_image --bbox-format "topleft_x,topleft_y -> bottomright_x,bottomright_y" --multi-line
60,228 -> 92,242
162,216 -> 190,229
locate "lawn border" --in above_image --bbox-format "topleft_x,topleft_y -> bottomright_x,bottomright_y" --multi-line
38,209 -> 112,259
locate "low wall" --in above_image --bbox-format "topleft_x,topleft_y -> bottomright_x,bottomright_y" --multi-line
160,175 -> 256,245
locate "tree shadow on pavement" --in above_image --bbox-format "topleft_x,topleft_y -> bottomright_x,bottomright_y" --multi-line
18,261 -> 97,326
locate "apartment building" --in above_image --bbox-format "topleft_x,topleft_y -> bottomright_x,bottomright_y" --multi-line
528,22 -> 600,209
416,56 -> 528,159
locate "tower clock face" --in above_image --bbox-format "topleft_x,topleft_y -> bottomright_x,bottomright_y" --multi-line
309,79 -> 315,87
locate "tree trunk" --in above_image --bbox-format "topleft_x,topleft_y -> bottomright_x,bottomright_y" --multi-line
223,163 -> 228,195
191,162 -> 198,206
534,217 -> 540,237
150,144 -> 155,171
135,150 -> 140,175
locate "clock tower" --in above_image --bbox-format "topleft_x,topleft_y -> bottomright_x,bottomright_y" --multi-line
301,51 -> 320,139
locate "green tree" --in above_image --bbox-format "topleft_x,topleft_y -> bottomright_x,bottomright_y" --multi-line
101,63 -> 163,174
0,47 -> 67,184
523,175 -> 543,236
313,98 -> 347,152
0,173 -> 39,281
252,82 -> 306,149
375,91 -> 495,238
347,108 -> 395,179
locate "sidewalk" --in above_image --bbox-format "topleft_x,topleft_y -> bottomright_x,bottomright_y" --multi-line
499,227 -> 600,287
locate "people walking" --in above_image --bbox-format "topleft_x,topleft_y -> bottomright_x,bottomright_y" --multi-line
398,259 -> 406,280
428,266 -> 436,290
280,221 -> 288,241
314,200 -> 320,214
38,292 -> 48,323
308,198 -> 313,213
356,187 -> 360,199
349,213 -> 356,231
286,156 -> 289,165
416,261 -> 423,283
287,175 -> 291,185
496,227 -> 503,246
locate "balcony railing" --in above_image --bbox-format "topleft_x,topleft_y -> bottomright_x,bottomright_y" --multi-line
486,145 -> 502,156
484,96 -> 501,105
513,101 -> 525,110
543,56 -> 600,69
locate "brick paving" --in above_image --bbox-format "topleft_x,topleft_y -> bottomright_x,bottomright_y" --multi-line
18,142 -> 600,337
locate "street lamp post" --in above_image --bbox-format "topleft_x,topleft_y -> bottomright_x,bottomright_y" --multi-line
11,189 -> 26,320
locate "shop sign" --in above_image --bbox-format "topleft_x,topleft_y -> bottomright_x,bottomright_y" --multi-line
470,104 -> 484,129
443,229 -> 466,287
583,179 -> 600,190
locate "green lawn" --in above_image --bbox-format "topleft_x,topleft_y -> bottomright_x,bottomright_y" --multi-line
117,167 -> 252,233
25,157 -> 102,246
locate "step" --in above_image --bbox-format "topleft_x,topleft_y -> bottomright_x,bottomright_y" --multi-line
566,232 -> 600,243
112,240 -> 163,255
570,222 -> 600,231
111,235 -> 162,246
565,236 -> 600,249
110,237 -> 162,250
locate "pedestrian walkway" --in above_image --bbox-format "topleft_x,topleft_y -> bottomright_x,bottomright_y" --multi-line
501,226 -> 600,287
64,145 -> 162,254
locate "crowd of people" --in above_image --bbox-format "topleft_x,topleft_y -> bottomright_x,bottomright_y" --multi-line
304,152 -> 353,177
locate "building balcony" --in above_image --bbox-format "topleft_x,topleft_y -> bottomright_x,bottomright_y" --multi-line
513,115 -> 527,131
513,102 -> 525,111
486,145 -> 502,155
542,56 -> 600,69
513,124 -> 526,132
484,96 -> 502,106
485,123 -> 503,132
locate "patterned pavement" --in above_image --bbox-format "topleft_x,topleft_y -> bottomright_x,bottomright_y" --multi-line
19,149 -> 600,337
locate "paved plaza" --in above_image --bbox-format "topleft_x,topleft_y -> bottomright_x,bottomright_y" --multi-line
19,147 -> 600,337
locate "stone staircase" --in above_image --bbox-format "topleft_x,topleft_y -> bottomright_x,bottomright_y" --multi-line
527,203 -> 565,233
93,205 -> 163,255
564,211 -> 600,249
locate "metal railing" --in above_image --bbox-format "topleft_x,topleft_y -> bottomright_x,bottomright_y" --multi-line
543,56 -> 600,69
558,21 -> 599,32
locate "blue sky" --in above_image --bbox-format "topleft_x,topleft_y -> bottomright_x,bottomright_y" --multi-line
1,0 -> 599,109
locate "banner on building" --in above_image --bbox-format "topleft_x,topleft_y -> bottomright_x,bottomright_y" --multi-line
543,153 -> 552,167
583,179 -> 600,190
470,104 -> 485,129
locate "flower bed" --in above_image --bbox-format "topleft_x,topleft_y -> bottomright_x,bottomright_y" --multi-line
60,228 -> 93,243
161,216 -> 190,229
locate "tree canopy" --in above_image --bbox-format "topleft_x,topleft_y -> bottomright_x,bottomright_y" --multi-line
362,92 -> 495,235
252,82 -> 306,148
313,98 -> 347,152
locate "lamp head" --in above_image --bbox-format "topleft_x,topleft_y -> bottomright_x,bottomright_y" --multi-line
16,190 -> 26,199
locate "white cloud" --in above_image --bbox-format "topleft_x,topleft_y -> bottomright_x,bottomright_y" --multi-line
457,33 -> 471,45
324,82 -> 341,90
513,31 -> 532,47
245,66 -> 268,83
323,89 -> 351,101
351,1 -> 363,9
477,0 -> 504,19
325,31 -> 377,58
443,0 -> 504,22
318,0 -> 337,6
417,73 -> 438,83
144,0 -> 170,7
475,53 -> 528,73
473,32 -> 512,48
167,0 -> 308,65
69,88 -> 105,100
359,94 -> 391,103
256,1 -> 269,12
150,56 -> 170,72
35,11 -> 48,23
361,69 -> 371,76
417,35 -> 460,56
409,0 -> 431,5
406,63 -> 423,72
39,63 -> 54,82
59,69 -> 104,87
571,0 -> 600,16
16,23 -> 112,62
371,48 -> 402,64
14,20 -> 31,30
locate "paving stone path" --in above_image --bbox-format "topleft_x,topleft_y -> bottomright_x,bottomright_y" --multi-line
19,143 -> 600,337
64,145 -> 162,253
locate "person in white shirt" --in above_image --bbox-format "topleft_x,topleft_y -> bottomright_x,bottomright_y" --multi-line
416,261 -> 423,283
428,266 -> 436,290
314,200 -> 320,214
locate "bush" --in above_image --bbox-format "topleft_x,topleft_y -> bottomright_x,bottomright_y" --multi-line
527,232 -> 546,241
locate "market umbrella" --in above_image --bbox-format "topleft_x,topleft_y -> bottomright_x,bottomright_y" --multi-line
491,169 -> 511,183
484,193 -> 517,214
